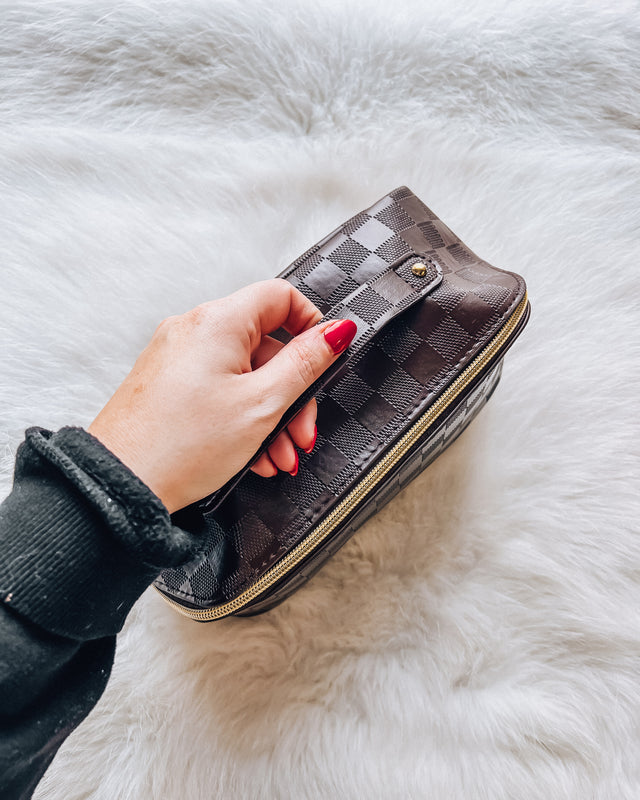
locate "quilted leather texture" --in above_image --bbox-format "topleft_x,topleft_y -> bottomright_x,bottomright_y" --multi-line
198,249 -> 443,512
155,187 -> 527,615
235,360 -> 505,616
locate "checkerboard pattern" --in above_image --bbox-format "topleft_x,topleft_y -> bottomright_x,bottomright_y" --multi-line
155,187 -> 526,612
234,362 -> 504,615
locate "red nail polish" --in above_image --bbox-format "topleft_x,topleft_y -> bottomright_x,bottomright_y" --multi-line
304,425 -> 318,454
324,319 -> 357,355
289,449 -> 299,477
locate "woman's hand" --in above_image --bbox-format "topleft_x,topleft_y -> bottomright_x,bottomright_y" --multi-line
87,279 -> 356,514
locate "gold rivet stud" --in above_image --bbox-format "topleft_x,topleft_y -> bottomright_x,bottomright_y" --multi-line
411,262 -> 427,277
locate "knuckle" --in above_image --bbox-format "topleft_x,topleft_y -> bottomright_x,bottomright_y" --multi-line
260,277 -> 287,294
183,303 -> 211,327
153,314 -> 178,337
176,301 -> 226,339
271,277 -> 291,293
259,277 -> 296,306
290,339 -> 317,386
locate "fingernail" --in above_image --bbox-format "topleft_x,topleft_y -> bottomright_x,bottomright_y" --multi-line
304,425 -> 318,454
289,449 -> 299,477
323,319 -> 357,355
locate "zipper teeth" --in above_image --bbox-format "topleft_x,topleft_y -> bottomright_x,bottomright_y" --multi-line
156,294 -> 528,621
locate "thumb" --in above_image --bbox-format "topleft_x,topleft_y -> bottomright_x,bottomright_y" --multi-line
256,318 -> 358,408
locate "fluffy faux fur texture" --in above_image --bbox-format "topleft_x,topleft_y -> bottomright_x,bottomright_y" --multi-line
1,0 -> 639,797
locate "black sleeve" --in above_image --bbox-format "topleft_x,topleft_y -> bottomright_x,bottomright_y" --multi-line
0,427 -> 203,799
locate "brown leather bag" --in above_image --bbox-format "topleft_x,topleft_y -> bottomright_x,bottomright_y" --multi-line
154,187 -> 530,620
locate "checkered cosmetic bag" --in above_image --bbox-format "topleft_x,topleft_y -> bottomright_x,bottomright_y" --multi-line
154,187 -> 530,620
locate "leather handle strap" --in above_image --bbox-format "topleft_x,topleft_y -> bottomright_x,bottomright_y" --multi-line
197,255 -> 442,514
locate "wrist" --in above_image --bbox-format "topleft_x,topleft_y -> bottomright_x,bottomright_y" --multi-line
87,419 -> 178,513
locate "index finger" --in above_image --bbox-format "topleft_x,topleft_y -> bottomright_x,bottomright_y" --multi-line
229,278 -> 323,342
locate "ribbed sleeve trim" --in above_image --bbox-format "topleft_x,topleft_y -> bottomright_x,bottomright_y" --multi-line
0,427 -> 201,640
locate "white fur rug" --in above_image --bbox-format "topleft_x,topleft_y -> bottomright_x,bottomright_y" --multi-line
2,1 -> 639,797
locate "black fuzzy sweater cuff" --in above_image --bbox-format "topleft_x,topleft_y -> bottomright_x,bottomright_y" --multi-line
0,427 -> 200,640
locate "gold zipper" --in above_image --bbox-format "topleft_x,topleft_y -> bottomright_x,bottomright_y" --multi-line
156,293 -> 528,621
